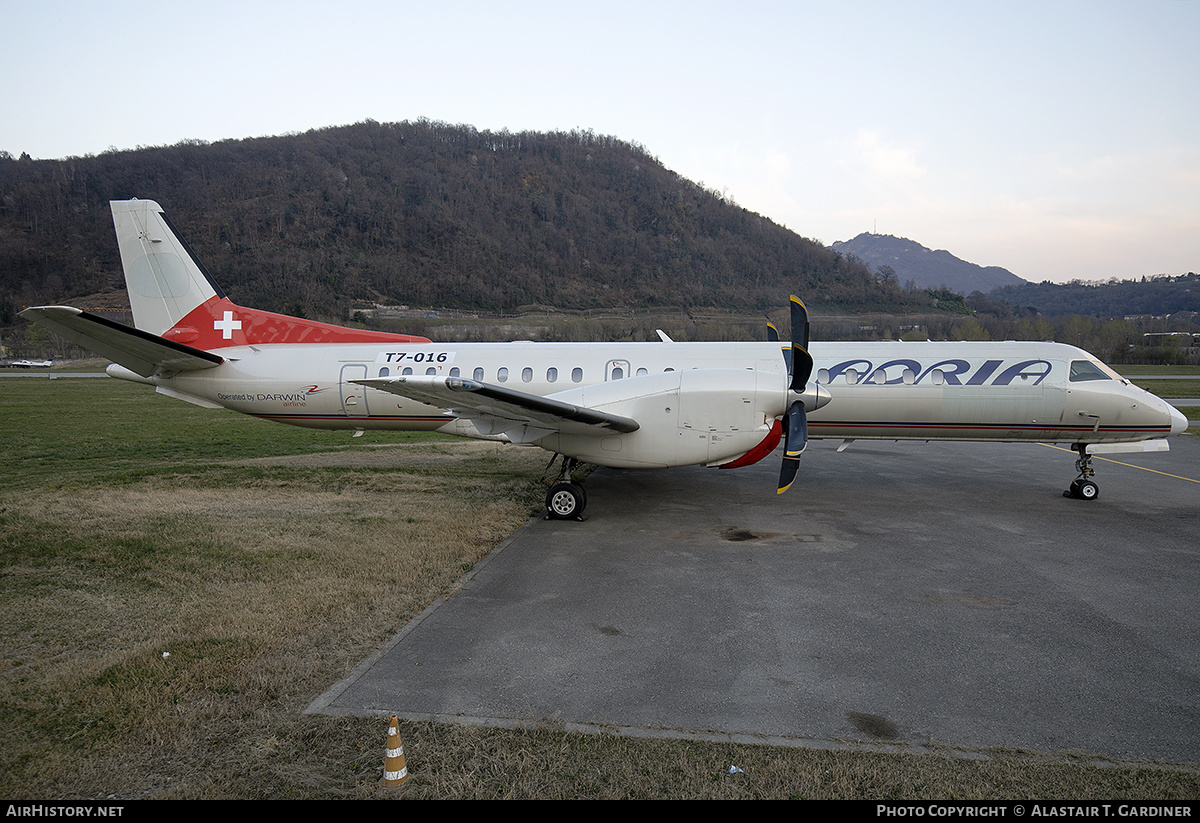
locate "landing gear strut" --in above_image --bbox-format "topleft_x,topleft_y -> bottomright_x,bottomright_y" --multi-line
544,455 -> 588,520
1064,444 -> 1099,500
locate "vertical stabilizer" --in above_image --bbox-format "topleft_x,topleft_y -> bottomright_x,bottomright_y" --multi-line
111,199 -> 221,336
109,199 -> 432,349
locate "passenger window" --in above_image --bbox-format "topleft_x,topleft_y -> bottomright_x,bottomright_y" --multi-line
378,367 -> 390,377
449,367 -> 460,377
612,367 -> 624,379
547,367 -> 558,382
571,367 -> 583,383
636,367 -> 648,376
522,367 -> 533,382
498,367 -> 509,382
845,369 -> 859,385
402,367 -> 413,375
426,367 -> 437,375
473,367 -> 484,381
817,368 -> 829,384
1070,360 -> 1111,382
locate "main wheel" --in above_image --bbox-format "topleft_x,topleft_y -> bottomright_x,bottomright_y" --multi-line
546,482 -> 586,519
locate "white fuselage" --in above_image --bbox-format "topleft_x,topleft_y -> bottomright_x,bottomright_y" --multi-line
117,338 -> 1186,470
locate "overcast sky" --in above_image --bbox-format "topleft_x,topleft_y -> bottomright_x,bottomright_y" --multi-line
3,0 -> 1197,284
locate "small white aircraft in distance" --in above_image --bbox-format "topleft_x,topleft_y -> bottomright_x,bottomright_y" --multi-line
21,200 -> 1189,518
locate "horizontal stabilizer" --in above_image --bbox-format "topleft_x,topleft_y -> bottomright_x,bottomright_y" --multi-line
356,375 -> 641,438
19,306 -> 223,377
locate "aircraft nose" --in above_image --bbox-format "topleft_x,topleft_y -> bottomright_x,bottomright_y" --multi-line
1169,402 -> 1190,436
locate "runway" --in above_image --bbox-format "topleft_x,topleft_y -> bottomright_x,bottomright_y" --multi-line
309,435 -> 1199,764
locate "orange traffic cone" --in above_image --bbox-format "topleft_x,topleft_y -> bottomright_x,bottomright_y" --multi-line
383,715 -> 408,787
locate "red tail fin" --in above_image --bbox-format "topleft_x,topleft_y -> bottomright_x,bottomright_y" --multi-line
112,199 -> 431,349
164,296 -> 431,348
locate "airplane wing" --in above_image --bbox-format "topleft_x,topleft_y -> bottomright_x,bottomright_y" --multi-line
19,306 -> 224,377
355,375 -> 640,443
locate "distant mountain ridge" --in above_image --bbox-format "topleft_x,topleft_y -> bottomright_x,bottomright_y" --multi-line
830,233 -> 1026,295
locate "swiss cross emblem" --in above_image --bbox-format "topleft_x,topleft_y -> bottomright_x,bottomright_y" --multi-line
213,310 -> 242,339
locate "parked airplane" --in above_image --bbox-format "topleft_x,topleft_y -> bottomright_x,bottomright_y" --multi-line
21,200 -> 1188,518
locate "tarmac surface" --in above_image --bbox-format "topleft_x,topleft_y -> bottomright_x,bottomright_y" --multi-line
309,435 -> 1200,764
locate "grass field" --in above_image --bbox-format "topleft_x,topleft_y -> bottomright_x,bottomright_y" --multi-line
1116,364 -> 1200,376
2,377 -> 1198,799
1127,378 -> 1199,398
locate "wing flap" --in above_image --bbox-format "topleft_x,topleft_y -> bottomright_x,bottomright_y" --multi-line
355,375 -> 640,439
19,306 -> 224,377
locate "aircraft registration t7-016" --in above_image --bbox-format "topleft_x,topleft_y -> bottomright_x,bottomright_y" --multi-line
21,200 -> 1188,518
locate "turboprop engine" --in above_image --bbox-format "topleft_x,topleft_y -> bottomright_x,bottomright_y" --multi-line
536,297 -> 830,489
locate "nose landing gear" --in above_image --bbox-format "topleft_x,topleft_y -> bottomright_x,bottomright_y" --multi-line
1064,445 -> 1099,500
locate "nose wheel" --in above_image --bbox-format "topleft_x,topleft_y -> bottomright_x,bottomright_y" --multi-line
1064,445 -> 1099,500
1066,478 -> 1099,500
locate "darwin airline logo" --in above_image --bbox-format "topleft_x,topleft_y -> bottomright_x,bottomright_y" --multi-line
217,386 -> 330,406
822,358 -> 1054,386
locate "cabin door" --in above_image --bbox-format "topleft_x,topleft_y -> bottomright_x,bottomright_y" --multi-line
339,364 -> 371,417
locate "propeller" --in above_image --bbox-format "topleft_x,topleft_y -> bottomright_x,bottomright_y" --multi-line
778,295 -> 814,494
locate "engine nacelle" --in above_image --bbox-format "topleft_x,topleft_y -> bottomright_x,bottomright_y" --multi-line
536,368 -> 788,469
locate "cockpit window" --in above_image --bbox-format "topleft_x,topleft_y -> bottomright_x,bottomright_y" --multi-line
1069,360 -> 1111,382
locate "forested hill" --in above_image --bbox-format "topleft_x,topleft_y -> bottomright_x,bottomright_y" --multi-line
0,120 -> 927,323
988,274 -> 1200,317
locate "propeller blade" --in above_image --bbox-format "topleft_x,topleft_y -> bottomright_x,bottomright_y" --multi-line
784,401 -> 808,457
790,295 -> 810,349
789,295 -> 813,391
778,295 -> 816,494
778,454 -> 800,495
777,401 -> 808,494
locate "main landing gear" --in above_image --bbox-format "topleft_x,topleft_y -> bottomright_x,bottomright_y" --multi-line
544,455 -> 588,520
1064,444 -> 1099,500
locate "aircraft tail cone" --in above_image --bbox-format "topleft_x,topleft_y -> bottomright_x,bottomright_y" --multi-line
382,715 -> 409,787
